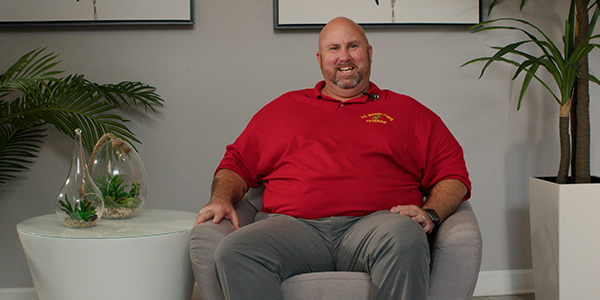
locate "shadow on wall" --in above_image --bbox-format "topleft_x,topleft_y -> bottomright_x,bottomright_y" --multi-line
503,79 -> 559,270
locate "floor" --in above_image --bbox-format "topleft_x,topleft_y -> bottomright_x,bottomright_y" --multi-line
194,291 -> 536,300
473,294 -> 535,300
194,292 -> 536,300
193,287 -> 535,300
1,288 -> 535,300
195,291 -> 536,300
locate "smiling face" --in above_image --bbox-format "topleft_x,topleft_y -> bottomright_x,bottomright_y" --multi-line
317,17 -> 373,101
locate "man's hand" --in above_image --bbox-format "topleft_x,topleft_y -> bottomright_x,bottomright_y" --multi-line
194,168 -> 248,229
391,179 -> 469,234
195,199 -> 240,229
390,205 -> 434,234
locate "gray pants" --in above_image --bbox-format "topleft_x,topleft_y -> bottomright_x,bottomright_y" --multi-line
214,210 -> 430,300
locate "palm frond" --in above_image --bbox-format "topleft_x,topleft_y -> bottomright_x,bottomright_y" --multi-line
0,48 -> 62,97
0,124 -> 46,185
464,12 -> 600,108
488,0 -> 528,16
19,75 -> 143,154
0,49 -> 165,187
589,5 -> 600,37
85,80 -> 164,113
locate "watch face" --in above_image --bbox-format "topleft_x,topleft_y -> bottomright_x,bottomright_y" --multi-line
425,209 -> 440,225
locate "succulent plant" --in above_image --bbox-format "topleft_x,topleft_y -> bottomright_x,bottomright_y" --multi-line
95,174 -> 142,208
59,196 -> 98,222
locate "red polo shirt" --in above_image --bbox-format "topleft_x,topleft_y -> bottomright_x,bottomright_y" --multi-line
217,81 -> 471,219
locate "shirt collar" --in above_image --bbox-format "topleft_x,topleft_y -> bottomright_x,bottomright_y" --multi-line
307,81 -> 384,103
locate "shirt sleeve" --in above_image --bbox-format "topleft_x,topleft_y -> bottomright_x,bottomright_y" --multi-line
421,117 -> 471,200
216,115 -> 264,189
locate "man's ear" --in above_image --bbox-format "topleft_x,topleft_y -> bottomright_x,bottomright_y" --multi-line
316,51 -> 322,66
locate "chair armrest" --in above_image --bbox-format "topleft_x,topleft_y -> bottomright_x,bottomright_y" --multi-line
189,188 -> 263,300
428,201 -> 482,300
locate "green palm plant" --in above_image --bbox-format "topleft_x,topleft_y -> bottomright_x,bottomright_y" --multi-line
0,48 -> 164,186
463,0 -> 600,184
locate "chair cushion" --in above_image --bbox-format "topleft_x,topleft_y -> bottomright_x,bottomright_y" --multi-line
281,271 -> 370,300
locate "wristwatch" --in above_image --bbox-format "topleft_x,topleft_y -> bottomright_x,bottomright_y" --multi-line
424,209 -> 440,228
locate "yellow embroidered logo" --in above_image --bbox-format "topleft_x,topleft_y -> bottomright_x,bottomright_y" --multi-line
361,113 -> 394,124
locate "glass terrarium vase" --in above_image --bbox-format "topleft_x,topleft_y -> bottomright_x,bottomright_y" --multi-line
55,129 -> 104,228
89,133 -> 148,219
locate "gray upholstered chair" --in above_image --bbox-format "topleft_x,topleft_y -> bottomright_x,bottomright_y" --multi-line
190,186 -> 482,300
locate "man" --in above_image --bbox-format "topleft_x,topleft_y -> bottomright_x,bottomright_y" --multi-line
195,17 -> 470,300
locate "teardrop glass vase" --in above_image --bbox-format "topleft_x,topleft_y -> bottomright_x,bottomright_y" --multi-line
55,129 -> 104,228
89,134 -> 147,219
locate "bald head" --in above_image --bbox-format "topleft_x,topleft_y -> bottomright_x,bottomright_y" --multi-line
319,17 -> 369,51
316,17 -> 373,101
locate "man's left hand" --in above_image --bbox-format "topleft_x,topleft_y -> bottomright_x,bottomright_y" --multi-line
390,205 -> 434,234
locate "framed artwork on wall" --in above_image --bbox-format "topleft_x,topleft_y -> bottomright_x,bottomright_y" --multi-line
274,0 -> 481,29
0,0 -> 194,26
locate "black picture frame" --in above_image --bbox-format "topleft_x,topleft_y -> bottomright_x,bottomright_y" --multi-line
0,0 -> 194,27
274,0 -> 482,29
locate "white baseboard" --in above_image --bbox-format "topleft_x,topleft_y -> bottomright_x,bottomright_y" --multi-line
1,270 -> 533,299
473,269 -> 534,296
0,285 -> 203,300
0,288 -> 38,300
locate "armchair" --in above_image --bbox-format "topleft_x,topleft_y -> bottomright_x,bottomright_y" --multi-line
190,186 -> 482,300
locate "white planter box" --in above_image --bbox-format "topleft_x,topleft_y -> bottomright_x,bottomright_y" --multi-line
529,177 -> 600,300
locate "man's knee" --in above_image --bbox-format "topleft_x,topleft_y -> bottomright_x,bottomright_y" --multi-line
214,230 -> 246,268
375,214 -> 429,258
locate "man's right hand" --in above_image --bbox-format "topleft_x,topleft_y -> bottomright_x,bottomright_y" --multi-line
195,199 -> 240,229
195,168 -> 248,229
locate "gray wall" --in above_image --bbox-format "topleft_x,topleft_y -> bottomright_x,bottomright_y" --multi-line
1,0 -> 594,289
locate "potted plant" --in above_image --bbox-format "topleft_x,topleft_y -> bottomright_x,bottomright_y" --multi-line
0,48 -> 164,186
90,134 -> 148,219
464,0 -> 600,298
464,0 -> 600,184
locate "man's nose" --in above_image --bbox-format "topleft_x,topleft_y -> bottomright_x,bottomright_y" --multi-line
339,49 -> 351,61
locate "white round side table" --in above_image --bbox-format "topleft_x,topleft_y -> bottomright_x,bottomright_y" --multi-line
17,209 -> 197,300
